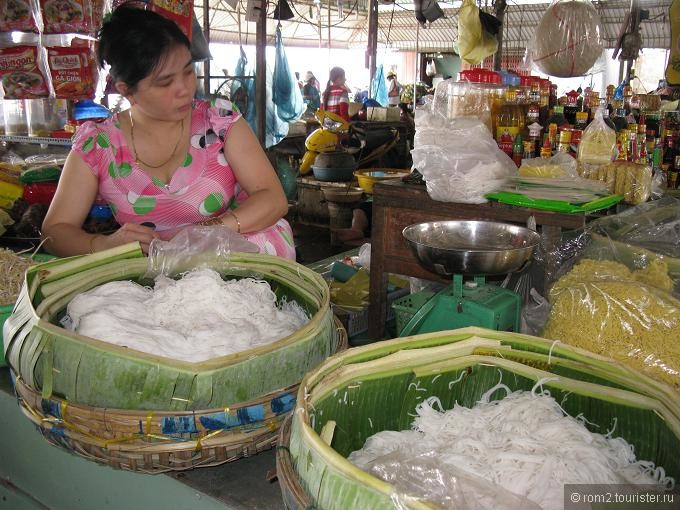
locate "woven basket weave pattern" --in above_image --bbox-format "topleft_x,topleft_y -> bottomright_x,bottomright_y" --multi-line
14,319 -> 348,473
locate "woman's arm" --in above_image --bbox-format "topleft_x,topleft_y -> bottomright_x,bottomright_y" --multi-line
41,151 -> 158,256
217,117 -> 288,233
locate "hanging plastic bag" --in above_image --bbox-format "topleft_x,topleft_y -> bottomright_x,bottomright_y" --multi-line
530,0 -> 604,77
231,47 -> 256,129
456,0 -> 498,65
265,62 -> 290,147
273,26 -> 305,122
425,59 -> 437,77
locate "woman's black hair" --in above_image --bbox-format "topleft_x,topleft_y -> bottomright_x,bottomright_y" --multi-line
97,4 -> 191,91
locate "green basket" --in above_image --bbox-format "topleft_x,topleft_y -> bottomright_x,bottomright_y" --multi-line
1,252 -> 56,367
391,291 -> 434,335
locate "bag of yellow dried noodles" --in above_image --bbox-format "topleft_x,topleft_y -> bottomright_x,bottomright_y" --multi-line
543,258 -> 680,389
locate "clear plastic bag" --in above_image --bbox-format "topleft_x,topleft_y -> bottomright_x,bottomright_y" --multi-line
540,199 -> 680,388
592,161 -> 652,205
519,151 -> 578,178
145,225 -> 259,278
530,0 -> 605,77
363,451 -> 540,510
542,257 -> 680,389
583,196 -> 680,265
411,101 -> 516,203
576,107 -> 616,179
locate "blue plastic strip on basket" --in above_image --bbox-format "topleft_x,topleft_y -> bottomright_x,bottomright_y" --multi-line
159,416 -> 199,435
199,404 -> 267,431
41,398 -> 62,419
270,393 -> 295,414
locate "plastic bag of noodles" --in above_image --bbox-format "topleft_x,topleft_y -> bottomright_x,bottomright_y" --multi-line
542,257 -> 680,390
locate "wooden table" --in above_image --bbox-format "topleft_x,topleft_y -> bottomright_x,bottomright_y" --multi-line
367,181 -> 589,339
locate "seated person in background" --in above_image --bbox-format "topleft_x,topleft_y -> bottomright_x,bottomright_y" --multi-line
322,67 -> 350,122
335,201 -> 372,244
42,6 -> 295,260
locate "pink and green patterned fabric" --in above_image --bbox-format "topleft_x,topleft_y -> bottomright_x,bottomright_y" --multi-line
73,99 -> 296,259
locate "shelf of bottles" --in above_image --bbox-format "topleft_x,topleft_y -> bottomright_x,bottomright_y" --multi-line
0,134 -> 73,146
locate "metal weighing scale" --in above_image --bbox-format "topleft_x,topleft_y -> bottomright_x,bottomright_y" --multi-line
397,220 -> 541,336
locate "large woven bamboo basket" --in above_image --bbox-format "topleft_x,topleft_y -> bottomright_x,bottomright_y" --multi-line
12,318 -> 347,473
4,244 -> 338,411
276,415 -> 312,510
286,327 -> 680,510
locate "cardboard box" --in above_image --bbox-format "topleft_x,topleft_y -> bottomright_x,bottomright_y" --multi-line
366,106 -> 401,122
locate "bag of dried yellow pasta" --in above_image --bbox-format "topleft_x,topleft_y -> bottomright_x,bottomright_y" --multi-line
543,258 -> 680,389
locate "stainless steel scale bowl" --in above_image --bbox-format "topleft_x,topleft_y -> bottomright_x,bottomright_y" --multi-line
402,220 -> 541,276
397,220 -> 541,336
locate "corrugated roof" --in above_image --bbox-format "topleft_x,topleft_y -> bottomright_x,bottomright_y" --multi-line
196,0 -> 671,52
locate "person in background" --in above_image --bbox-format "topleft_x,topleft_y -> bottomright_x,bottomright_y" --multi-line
322,66 -> 350,121
302,74 -> 320,115
387,70 -> 401,107
305,71 -> 321,95
42,5 -> 295,259
295,71 -> 303,90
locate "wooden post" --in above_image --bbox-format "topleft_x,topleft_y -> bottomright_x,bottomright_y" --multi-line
367,0 -> 378,96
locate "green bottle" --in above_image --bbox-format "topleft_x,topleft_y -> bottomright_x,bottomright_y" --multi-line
512,133 -> 524,167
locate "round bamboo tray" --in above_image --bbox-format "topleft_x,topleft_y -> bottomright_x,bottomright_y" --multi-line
13,318 -> 348,474
276,415 -> 312,510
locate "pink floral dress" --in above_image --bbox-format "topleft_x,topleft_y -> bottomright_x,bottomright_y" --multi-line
73,98 -> 296,260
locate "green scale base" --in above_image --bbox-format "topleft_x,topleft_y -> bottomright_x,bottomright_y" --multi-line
393,274 -> 521,336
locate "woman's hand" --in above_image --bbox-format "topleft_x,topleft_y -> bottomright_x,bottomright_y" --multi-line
96,223 -> 160,254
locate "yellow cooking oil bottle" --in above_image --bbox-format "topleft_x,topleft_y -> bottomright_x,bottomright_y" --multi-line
577,107 -> 616,179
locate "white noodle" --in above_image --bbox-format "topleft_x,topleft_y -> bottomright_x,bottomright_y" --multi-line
66,268 -> 309,362
348,391 -> 674,510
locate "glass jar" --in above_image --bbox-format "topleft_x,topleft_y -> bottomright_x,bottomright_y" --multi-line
26,98 -> 62,136
3,99 -> 28,135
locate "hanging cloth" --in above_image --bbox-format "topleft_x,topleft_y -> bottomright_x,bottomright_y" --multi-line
370,64 -> 389,107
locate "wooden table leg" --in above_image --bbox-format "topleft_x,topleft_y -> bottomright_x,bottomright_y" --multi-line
368,203 -> 389,340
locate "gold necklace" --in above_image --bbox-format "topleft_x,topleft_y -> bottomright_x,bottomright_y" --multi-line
129,110 -> 184,169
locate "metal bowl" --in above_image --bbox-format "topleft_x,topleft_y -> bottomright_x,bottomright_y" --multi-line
402,220 -> 541,276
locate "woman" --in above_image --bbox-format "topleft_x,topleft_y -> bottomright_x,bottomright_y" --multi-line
302,75 -> 320,114
42,5 -> 295,259
321,67 -> 350,121
386,71 -> 401,107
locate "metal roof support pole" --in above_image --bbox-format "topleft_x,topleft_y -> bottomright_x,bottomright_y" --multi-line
203,0 -> 211,97
255,0 -> 267,144
493,0 -> 506,71
367,0 -> 378,96
414,22 -> 419,112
